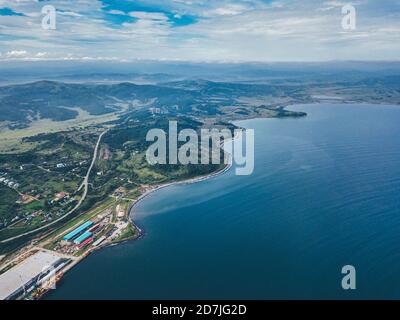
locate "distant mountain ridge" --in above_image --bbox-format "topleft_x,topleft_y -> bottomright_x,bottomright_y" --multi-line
0,80 -> 189,128
1,71 -> 399,130
0,79 -> 298,129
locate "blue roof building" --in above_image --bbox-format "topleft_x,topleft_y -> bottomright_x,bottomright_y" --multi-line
63,221 -> 93,241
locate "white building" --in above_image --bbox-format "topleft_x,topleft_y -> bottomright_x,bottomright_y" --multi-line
0,251 -> 66,300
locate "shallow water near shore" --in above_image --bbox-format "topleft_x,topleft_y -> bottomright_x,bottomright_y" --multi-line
46,103 -> 400,299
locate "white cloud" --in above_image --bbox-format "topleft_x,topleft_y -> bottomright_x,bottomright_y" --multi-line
0,0 -> 399,62
35,52 -> 47,57
5,50 -> 28,58
206,4 -> 249,16
58,11 -> 83,17
128,11 -> 169,21
107,10 -> 126,16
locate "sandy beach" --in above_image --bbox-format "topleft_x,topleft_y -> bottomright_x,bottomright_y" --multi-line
128,160 -> 233,221
128,132 -> 238,221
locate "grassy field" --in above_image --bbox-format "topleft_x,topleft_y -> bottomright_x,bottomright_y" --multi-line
0,108 -> 119,153
112,223 -> 138,243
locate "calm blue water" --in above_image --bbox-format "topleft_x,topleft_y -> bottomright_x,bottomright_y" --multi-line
46,103 -> 400,300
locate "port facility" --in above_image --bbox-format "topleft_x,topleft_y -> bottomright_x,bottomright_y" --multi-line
0,251 -> 68,300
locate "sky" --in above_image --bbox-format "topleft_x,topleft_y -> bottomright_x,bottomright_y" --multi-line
0,0 -> 399,62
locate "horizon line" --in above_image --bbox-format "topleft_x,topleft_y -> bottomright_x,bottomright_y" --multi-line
1,58 -> 400,65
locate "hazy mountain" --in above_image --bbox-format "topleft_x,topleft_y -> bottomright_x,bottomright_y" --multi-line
1,63 -> 399,130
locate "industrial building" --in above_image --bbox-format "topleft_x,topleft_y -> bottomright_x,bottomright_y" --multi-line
0,251 -> 69,300
77,237 -> 94,249
63,221 -> 93,241
74,231 -> 92,245
93,236 -> 106,247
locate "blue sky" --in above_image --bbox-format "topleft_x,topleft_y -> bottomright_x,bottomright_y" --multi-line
0,0 -> 399,62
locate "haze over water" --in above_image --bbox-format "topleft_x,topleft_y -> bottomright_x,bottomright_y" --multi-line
47,103 -> 400,300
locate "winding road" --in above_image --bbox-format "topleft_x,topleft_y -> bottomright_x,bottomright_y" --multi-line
0,129 -> 108,244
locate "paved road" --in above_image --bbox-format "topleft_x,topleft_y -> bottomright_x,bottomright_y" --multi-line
0,129 -> 108,244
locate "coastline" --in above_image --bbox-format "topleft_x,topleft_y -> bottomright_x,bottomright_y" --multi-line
2,109 -> 298,300
128,161 -> 233,221
36,133 -> 236,300
30,107 -> 313,299
2,130 -> 237,300
127,129 -> 238,223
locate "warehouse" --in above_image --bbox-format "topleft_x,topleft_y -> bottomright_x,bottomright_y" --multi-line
0,251 -> 66,300
74,231 -> 92,245
63,221 -> 93,241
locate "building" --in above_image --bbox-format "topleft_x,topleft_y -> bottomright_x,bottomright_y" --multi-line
63,221 -> 93,241
116,205 -> 125,219
0,251 -> 67,300
74,231 -> 92,245
53,192 -> 69,202
93,236 -> 106,247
